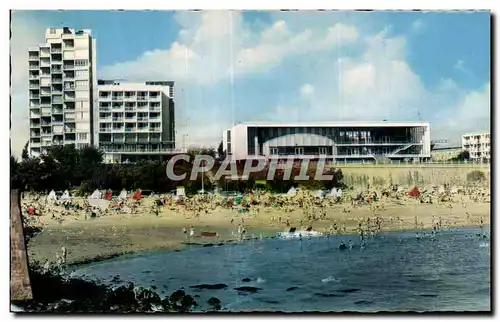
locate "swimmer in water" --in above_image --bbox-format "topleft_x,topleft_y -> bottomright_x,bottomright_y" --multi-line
339,241 -> 347,250
416,232 -> 421,240
348,240 -> 353,250
360,239 -> 366,249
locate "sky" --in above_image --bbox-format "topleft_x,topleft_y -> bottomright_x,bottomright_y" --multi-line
10,10 -> 491,157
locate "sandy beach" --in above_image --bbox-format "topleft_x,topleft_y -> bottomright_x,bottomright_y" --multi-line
25,192 -> 490,266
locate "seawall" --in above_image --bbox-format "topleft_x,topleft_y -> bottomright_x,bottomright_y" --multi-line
334,164 -> 491,188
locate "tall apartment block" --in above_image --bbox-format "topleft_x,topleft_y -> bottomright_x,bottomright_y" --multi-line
28,27 -> 97,157
96,80 -> 176,163
461,132 -> 491,162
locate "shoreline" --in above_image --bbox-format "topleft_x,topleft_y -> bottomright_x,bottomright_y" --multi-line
25,198 -> 490,268
62,222 -> 488,269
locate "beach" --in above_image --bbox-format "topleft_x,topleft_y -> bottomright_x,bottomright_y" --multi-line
25,193 -> 490,266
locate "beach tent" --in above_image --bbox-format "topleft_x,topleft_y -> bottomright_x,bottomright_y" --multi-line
104,191 -> 113,200
60,190 -> 71,202
87,198 -> 110,211
132,189 -> 142,200
177,186 -> 186,197
329,188 -> 338,198
287,187 -> 297,196
118,189 -> 127,201
408,187 -> 421,197
313,190 -> 323,199
89,189 -> 102,199
47,190 -> 58,204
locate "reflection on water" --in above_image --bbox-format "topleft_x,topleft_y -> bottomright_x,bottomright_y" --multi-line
73,227 -> 490,312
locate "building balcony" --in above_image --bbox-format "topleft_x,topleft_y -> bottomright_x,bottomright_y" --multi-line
51,48 -> 62,53
29,74 -> 39,79
112,96 -> 123,101
149,107 -> 161,112
29,65 -> 39,70
29,112 -> 41,118
29,84 -> 39,89
100,128 -> 113,133
124,107 -> 135,112
63,65 -> 75,70
29,95 -> 40,99
30,123 -> 41,128
30,142 -> 41,148
112,118 -> 124,122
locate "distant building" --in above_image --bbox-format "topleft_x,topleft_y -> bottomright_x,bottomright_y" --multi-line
222,121 -> 431,163
96,80 -> 177,163
462,132 -> 491,162
28,27 -> 97,157
431,146 -> 462,162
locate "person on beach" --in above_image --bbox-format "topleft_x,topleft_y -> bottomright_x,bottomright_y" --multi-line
183,227 -> 187,238
189,226 -> 195,239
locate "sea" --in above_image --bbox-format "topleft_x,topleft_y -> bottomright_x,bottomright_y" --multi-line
71,227 -> 491,312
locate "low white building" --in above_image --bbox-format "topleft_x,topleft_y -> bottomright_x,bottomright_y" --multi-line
461,132 -> 491,162
96,80 -> 178,163
222,121 -> 431,162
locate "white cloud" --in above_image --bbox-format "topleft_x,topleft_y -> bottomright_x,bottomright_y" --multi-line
299,83 -> 315,98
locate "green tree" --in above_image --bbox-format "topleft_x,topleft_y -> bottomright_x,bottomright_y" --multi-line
21,141 -> 29,161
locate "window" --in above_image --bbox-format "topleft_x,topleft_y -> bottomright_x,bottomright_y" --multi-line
295,147 -> 304,155
77,133 -> 87,141
75,80 -> 88,89
270,148 -> 278,155
75,70 -> 88,77
75,59 -> 88,67
227,130 -> 231,143
319,147 -> 327,155
50,28 -> 56,34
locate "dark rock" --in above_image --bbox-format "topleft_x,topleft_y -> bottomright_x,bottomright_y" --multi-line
286,286 -> 299,291
189,283 -> 228,290
354,300 -> 373,305
234,286 -> 261,293
339,288 -> 361,293
241,278 -> 252,282
202,243 -> 214,247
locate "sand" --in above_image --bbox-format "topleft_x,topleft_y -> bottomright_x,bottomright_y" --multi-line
26,196 -> 490,266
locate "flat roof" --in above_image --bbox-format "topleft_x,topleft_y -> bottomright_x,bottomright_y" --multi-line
228,121 -> 430,129
462,131 -> 490,136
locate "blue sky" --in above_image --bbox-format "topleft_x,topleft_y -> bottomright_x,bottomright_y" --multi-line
10,10 -> 491,156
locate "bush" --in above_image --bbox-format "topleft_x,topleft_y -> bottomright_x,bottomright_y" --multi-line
467,170 -> 486,183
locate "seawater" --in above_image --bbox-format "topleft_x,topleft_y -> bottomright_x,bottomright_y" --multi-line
72,227 -> 490,312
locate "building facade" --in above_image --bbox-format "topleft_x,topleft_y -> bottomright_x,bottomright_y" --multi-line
28,27 -> 97,157
430,146 -> 462,162
461,132 -> 491,162
222,122 -> 431,162
96,80 -> 176,163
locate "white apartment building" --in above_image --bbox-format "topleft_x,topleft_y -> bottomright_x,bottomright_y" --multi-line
96,80 -> 176,163
461,132 -> 491,162
28,28 -> 97,157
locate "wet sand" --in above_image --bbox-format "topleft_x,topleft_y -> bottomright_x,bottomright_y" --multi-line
26,199 -> 490,266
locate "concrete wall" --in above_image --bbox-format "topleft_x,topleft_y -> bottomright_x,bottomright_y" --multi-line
335,164 -> 491,188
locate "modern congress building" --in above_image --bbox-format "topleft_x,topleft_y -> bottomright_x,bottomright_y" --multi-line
222,122 -> 431,163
